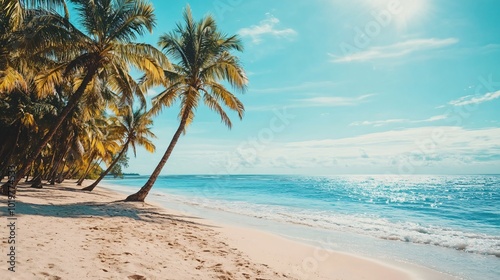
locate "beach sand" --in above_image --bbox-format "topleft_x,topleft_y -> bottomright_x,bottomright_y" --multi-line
0,181 -> 457,280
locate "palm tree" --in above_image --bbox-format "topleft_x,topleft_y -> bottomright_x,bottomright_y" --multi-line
125,6 -> 248,202
1,0 -> 69,86
75,115 -> 116,185
4,0 -> 167,190
83,106 -> 156,191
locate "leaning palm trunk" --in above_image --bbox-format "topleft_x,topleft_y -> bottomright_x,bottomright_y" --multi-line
0,126 -> 22,174
83,140 -> 130,192
49,139 -> 72,185
125,6 -> 247,201
76,152 -> 98,185
125,113 -> 188,202
0,64 -> 98,194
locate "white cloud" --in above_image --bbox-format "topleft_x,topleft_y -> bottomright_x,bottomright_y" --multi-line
350,119 -> 407,127
410,114 -> 448,124
214,126 -> 500,174
146,88 -> 158,97
330,38 -> 459,63
297,94 -> 374,107
129,126 -> 500,175
421,114 -> 448,122
480,44 -> 500,53
252,81 -> 341,94
449,90 -> 500,106
238,13 -> 297,44
247,94 -> 374,111
283,126 -> 500,164
350,114 -> 448,127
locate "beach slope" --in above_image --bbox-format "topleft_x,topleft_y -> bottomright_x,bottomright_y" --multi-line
0,182 -> 454,279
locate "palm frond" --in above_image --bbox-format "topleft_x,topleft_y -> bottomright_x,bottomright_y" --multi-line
107,0 -> 156,42
205,82 -> 244,119
203,92 -> 232,128
150,84 -> 182,116
139,138 -> 155,153
0,66 -> 29,93
34,63 -> 66,98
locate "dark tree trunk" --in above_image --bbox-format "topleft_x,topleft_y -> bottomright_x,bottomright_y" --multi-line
26,158 -> 42,183
63,162 -> 78,180
83,140 -> 129,192
49,139 -> 72,185
0,126 -> 21,179
77,151 -> 97,185
1,63 -> 98,194
125,111 -> 189,202
44,150 -> 58,181
0,125 -> 21,173
30,174 -> 43,189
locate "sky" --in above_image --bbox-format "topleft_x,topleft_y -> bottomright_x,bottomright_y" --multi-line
119,0 -> 500,176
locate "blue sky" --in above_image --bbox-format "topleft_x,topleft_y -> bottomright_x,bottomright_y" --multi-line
122,0 -> 500,175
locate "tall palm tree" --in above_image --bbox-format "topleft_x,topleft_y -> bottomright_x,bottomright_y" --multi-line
5,0 -> 167,191
125,6 -> 248,202
83,106 -> 156,191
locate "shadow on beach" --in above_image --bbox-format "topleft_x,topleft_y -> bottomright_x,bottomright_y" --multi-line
0,183 -> 215,229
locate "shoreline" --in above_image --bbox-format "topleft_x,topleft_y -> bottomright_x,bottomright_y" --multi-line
113,185 -> 460,280
1,181 -> 458,279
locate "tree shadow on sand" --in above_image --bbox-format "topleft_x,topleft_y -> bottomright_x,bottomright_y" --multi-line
0,185 -> 216,229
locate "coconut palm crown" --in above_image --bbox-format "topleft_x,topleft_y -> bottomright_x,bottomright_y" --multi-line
4,0 -> 168,189
126,6 -> 248,201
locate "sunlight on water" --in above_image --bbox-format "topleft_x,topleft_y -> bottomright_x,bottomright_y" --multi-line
103,174 -> 500,279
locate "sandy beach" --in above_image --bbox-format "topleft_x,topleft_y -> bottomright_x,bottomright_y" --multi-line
2,1 -> 498,279
1,181 -> 458,280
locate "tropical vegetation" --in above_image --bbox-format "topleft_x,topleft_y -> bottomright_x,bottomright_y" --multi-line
125,7 -> 247,201
0,0 -> 247,201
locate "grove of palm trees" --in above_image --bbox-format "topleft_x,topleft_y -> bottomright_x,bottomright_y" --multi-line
0,0 -> 247,201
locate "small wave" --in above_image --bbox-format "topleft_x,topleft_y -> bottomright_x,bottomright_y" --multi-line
103,175 -> 500,259
164,194 -> 500,257
151,193 -> 166,197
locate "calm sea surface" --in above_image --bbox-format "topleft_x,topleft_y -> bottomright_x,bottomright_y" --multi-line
102,174 -> 500,279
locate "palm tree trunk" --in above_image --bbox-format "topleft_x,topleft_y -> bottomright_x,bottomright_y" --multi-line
125,111 -> 189,202
27,158 -> 42,182
76,151 -> 97,185
50,141 -> 72,184
43,149 -> 58,181
56,160 -> 68,183
83,140 -> 129,192
0,125 -> 21,173
62,162 -> 75,180
49,134 -> 73,184
1,63 -> 98,195
30,173 -> 43,189
0,126 -> 20,178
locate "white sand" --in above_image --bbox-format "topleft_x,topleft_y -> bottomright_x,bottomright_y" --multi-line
0,181 -> 458,279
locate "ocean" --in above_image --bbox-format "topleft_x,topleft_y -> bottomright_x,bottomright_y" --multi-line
101,174 -> 500,279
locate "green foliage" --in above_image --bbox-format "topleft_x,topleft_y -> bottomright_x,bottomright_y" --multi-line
0,2 -> 246,194
86,165 -> 103,180
126,5 -> 248,201
0,0 -> 162,184
109,155 -> 129,179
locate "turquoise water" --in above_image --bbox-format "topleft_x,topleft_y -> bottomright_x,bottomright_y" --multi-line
102,174 -> 500,279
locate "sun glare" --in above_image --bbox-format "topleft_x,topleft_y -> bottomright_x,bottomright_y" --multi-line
367,0 -> 428,28
395,0 -> 428,26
